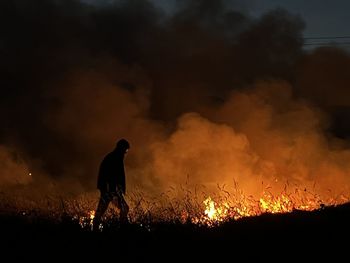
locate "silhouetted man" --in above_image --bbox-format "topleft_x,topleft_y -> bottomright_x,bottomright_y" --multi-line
93,139 -> 130,231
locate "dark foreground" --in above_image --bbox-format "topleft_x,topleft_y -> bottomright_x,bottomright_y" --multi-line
1,203 -> 350,260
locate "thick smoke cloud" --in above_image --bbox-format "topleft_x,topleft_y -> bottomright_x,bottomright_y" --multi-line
1,0 -> 349,198
148,81 -> 350,197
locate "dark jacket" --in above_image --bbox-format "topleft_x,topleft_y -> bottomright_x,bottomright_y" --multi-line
97,148 -> 126,194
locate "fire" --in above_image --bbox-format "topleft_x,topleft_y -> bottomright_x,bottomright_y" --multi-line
193,188 -> 343,227
204,197 -> 229,221
89,210 -> 96,230
61,184 -> 349,230
259,194 -> 293,213
89,210 -> 95,221
191,197 -> 232,226
4,181 -> 347,231
204,197 -> 216,219
78,210 -> 95,230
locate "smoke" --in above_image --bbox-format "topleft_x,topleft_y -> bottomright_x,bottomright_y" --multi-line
147,81 -> 350,196
296,47 -> 350,138
1,0 -> 350,198
0,146 -> 31,186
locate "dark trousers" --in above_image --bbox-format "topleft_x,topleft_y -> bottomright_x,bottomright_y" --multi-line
93,191 -> 129,230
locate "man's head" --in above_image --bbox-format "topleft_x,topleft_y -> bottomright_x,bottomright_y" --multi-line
116,138 -> 130,154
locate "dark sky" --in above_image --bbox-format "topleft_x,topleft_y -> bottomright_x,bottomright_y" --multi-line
253,0 -> 350,38
1,0 -> 350,195
152,0 -> 350,39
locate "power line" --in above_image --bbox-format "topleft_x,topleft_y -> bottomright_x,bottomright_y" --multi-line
303,42 -> 350,46
303,36 -> 350,40
302,36 -> 350,47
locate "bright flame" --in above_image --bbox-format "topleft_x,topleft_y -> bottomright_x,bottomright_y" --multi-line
204,197 -> 216,219
192,188 -> 342,227
259,194 -> 293,213
89,210 -> 95,230
78,210 -> 95,230
89,210 -> 95,221
204,197 -> 230,220
195,197 -> 231,226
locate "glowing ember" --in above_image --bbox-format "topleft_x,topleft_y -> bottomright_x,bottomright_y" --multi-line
78,210 -> 95,230
89,210 -> 95,221
89,210 -> 95,219
89,210 -> 95,230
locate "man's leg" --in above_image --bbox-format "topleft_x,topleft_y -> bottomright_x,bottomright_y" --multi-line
93,193 -> 110,231
112,194 -> 129,224
119,196 -> 129,224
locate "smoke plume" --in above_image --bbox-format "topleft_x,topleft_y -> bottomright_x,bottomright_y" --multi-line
1,0 -> 350,198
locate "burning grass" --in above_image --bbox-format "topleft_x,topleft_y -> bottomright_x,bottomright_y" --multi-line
0,181 -> 348,230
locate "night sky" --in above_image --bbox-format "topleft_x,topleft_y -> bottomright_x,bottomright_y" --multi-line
1,0 -> 350,196
151,0 -> 350,41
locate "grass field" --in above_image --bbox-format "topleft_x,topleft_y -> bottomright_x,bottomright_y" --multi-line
1,197 -> 349,260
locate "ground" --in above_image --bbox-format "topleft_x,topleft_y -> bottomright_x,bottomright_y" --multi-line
1,202 -> 350,260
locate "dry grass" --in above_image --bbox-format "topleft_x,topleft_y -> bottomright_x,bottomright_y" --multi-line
0,181 -> 348,230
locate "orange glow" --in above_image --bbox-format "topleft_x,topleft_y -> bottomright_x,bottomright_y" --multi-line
189,188 -> 346,227
70,187 -> 349,229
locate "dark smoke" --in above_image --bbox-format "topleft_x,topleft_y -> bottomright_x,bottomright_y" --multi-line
1,0 -> 349,198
